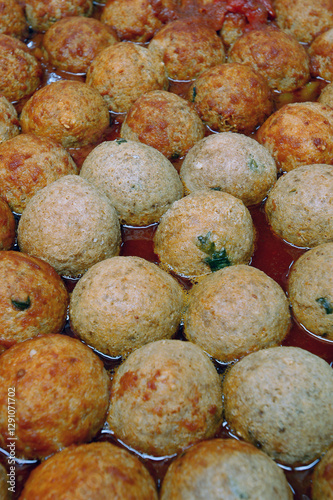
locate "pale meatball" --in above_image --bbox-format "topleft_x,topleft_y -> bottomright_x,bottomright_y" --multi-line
256,102 -> 333,172
160,439 -> 292,500
0,133 -> 78,214
219,12 -> 247,48
154,190 -> 255,279
288,243 -> 333,340
107,339 -> 223,456
189,63 -> 273,134
19,442 -> 158,500
86,42 -> 168,114
42,17 -> 119,74
20,80 -> 110,148
80,139 -> 183,226
25,0 -> 93,32
120,90 -> 205,160
0,96 -> 19,144
0,198 -> 15,251
0,0 -> 27,38
274,0 -> 333,44
318,82 -> 333,107
148,17 -> 225,81
312,445 -> 333,500
180,132 -> 277,206
265,164 -> 333,248
0,334 -> 110,460
0,34 -> 42,103
309,28 -> 333,81
69,256 -> 184,358
228,27 -> 310,92
17,175 -> 121,277
223,346 -> 333,465
184,265 -> 291,363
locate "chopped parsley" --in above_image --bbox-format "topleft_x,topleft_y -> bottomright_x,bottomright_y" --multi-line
247,154 -> 264,172
316,297 -> 333,314
191,86 -> 197,103
115,138 -> 127,145
11,296 -> 31,311
196,232 -> 231,272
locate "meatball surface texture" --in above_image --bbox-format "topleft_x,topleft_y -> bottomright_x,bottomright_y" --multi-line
25,0 -> 93,32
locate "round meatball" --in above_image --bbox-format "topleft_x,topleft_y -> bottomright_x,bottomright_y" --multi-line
223,346 -> 333,465
42,16 -> 119,74
24,0 -> 93,32
148,17 -> 225,81
107,339 -> 223,456
19,442 -> 158,500
0,34 -> 42,103
288,243 -> 333,340
17,175 -> 121,277
0,0 -> 27,38
0,96 -> 19,144
318,82 -> 333,107
86,42 -> 168,114
80,139 -> 183,225
309,28 -> 333,81
228,27 -> 310,92
312,445 -> 333,500
219,12 -> 247,49
256,102 -> 333,172
274,0 -> 333,44
184,265 -> 291,363
160,439 -> 292,500
120,90 -> 205,160
69,256 -> 184,358
180,132 -> 277,206
265,164 -> 333,248
153,190 -> 255,279
0,197 -> 15,250
20,80 -> 110,149
0,463 -> 11,500
0,133 -> 78,214
0,334 -> 110,460
0,251 -> 69,348
189,62 -> 273,134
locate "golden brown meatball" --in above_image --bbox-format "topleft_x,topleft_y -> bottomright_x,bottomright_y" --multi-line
318,82 -> 333,107
0,334 -> 110,460
0,198 -> 15,251
42,16 -> 119,74
17,175 -> 121,277
19,442 -> 158,500
120,90 -> 205,160
312,445 -> 333,500
189,63 -> 273,134
219,12 -> 246,48
0,133 -> 78,214
228,27 -> 310,92
148,17 -> 225,81
256,102 -> 333,172
0,96 -> 20,144
107,339 -> 223,456
0,34 -> 42,103
0,251 -> 69,348
25,0 -> 93,32
309,28 -> 333,81
20,80 -> 110,149
0,0 -> 27,38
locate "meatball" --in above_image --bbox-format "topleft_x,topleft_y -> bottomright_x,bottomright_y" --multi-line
0,133 -> 78,214
0,334 -> 110,460
0,251 -> 69,348
80,139 -> 183,225
219,12 -> 247,49
318,82 -> 333,107
312,445 -> 333,500
42,17 -> 119,74
153,190 -> 255,279
20,80 -> 110,149
0,34 -> 42,103
223,346 -> 333,465
180,132 -> 277,206
256,102 -> 333,172
0,0 -> 27,38
19,442 -> 158,500
160,439 -> 292,500
189,63 -> 273,134
288,243 -> 333,340
86,42 -> 168,114
265,164 -> 333,248
24,0 -> 93,32
228,27 -> 310,92
69,256 -> 184,358
107,339 -> 223,456
184,265 -> 291,363
120,90 -> 205,160
274,0 -> 333,44
17,175 -> 121,277
0,96 -> 19,144
148,17 -> 225,81
0,198 -> 15,250
309,28 -> 333,81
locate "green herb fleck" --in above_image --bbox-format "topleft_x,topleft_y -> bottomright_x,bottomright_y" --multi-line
171,152 -> 180,160
210,186 -> 222,191
316,297 -> 333,314
196,232 -> 231,272
116,138 -> 127,145
191,86 -> 197,103
11,296 -> 31,311
247,154 -> 264,172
